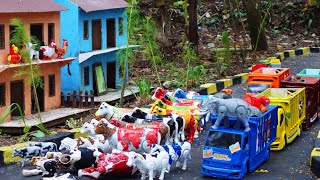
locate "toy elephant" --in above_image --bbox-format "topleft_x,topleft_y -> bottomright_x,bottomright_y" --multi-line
199,97 -> 262,132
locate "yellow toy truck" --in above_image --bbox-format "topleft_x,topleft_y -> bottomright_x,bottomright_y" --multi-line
257,88 -> 306,151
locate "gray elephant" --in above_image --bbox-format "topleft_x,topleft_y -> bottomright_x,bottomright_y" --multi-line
199,97 -> 262,132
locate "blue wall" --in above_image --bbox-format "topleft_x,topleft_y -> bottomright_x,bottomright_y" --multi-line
55,0 -> 128,95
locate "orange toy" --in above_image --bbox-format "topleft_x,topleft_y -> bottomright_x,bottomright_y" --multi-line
7,44 -> 21,64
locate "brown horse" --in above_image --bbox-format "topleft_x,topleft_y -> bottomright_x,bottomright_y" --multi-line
95,120 -> 161,153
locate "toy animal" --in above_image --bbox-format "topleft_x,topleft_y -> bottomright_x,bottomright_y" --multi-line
95,120 -> 161,153
76,137 -> 111,153
40,40 -> 56,60
7,44 -> 21,64
199,97 -> 262,132
30,151 -> 62,166
126,151 -> 169,180
59,147 -> 102,170
94,102 -> 131,119
12,146 -> 42,166
59,137 -> 78,151
242,96 -> 270,113
151,87 -> 174,101
110,118 -> 171,145
26,42 -> 39,60
151,142 -> 191,172
173,88 -> 199,99
151,102 -> 202,142
78,149 -> 138,178
124,109 -> 185,143
80,121 -> 105,141
36,159 -> 59,178
29,142 -> 58,155
54,39 -> 68,59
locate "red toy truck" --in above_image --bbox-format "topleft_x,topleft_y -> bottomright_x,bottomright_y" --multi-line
281,75 -> 320,128
247,68 -> 290,97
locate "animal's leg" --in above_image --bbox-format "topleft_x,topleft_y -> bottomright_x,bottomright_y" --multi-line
149,170 -> 154,180
176,161 -> 181,167
212,106 -> 228,129
223,116 -> 229,128
173,120 -> 179,143
187,119 -> 196,142
182,150 -> 191,170
180,120 -> 186,142
166,164 -> 171,173
159,167 -> 166,180
141,172 -> 146,180
236,106 -> 251,132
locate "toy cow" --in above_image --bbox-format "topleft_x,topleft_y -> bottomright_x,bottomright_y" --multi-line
59,137 -> 78,151
76,137 -> 111,153
29,142 -> 58,155
126,151 -> 169,180
129,108 -> 186,143
94,102 -> 131,119
95,120 -> 161,153
151,142 -> 191,172
12,146 -> 42,166
59,147 -> 102,170
78,149 -> 138,178
80,121 -> 104,141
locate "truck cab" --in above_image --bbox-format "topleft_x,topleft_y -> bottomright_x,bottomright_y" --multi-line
202,128 -> 249,179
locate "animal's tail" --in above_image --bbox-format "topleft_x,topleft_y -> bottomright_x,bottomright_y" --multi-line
67,63 -> 72,76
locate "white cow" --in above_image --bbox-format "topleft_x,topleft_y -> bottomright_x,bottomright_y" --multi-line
76,137 -> 111,153
126,151 -> 169,180
94,102 -> 131,119
151,142 -> 191,172
80,121 -> 104,141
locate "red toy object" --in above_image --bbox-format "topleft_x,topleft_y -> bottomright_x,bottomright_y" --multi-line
7,44 -> 21,64
79,152 -> 137,179
242,96 -> 270,113
252,64 -> 267,72
41,40 -> 56,60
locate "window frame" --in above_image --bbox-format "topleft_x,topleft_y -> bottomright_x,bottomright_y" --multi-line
84,66 -> 90,86
48,23 -> 55,45
48,74 -> 56,97
83,20 -> 89,40
0,25 -> 5,49
0,83 -> 5,107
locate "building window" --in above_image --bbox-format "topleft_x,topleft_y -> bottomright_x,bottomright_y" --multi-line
84,66 -> 90,86
30,24 -> 44,45
48,23 -> 55,45
84,20 -> 89,40
48,74 -> 55,97
118,17 -> 124,35
9,25 -> 15,41
0,25 -> 4,49
0,83 -> 5,107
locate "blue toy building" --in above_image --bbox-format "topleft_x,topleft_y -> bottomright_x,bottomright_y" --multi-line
55,0 -> 130,96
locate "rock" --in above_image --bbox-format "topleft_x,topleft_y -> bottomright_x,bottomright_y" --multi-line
312,33 -> 317,37
207,43 -> 215,48
163,80 -> 179,89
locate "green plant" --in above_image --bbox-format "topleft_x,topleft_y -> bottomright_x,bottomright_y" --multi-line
187,65 -> 206,86
132,77 -> 152,105
65,118 -> 83,129
6,18 -> 54,140
141,16 -> 162,87
221,31 -> 231,75
182,43 -> 198,90
212,49 -> 227,80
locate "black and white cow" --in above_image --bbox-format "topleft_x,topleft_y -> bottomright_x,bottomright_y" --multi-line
35,159 -> 58,178
29,142 -> 58,155
123,108 -> 186,143
12,146 -> 42,166
59,147 -> 102,170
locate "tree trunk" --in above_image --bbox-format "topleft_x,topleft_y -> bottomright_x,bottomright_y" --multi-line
243,0 -> 268,51
187,0 -> 198,50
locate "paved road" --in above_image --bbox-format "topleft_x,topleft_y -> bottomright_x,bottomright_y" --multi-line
1,53 -> 320,179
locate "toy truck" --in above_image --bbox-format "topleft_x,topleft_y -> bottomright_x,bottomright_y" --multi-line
257,88 -> 306,151
201,106 -> 278,179
297,69 -> 320,78
246,68 -> 290,97
281,76 -> 320,128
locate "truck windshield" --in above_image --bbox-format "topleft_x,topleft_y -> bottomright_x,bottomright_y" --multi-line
205,131 -> 242,149
247,84 -> 270,94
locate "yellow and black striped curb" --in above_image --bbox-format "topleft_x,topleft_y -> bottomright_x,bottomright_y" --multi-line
0,131 -> 88,166
310,130 -> 320,177
198,47 -> 320,95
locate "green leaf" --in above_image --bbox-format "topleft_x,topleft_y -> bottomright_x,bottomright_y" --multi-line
23,126 -> 31,134
0,103 -> 25,125
31,130 -> 45,138
308,19 -> 313,28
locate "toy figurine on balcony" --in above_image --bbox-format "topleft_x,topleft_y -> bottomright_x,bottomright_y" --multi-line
7,44 -> 22,64
40,40 -> 56,60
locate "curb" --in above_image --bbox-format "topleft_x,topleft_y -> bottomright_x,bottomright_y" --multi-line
0,131 -> 88,166
310,130 -> 320,177
197,47 -> 320,95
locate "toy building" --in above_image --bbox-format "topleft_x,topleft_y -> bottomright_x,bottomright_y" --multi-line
0,0 -> 74,121
55,0 -> 131,96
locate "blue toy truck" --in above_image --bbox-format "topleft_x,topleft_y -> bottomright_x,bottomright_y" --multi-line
201,105 -> 278,179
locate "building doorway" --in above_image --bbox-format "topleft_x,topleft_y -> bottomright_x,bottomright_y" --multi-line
10,80 -> 24,116
106,18 -> 116,48
92,20 -> 102,50
107,61 -> 116,89
31,77 -> 45,114
30,24 -> 44,45
92,63 -> 107,96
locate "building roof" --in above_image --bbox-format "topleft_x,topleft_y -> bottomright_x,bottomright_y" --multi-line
0,0 -> 67,13
69,0 -> 127,12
